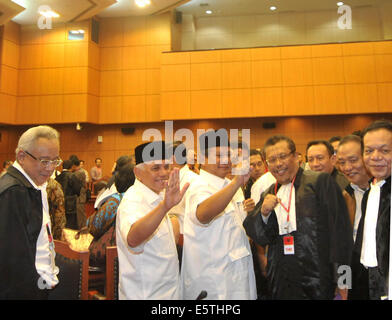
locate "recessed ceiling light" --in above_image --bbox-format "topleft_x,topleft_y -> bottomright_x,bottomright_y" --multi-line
135,0 -> 151,8
270,6 -> 277,11
206,10 -> 212,14
337,2 -> 344,6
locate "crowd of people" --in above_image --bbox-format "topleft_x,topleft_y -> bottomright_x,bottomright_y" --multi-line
0,118 -> 391,300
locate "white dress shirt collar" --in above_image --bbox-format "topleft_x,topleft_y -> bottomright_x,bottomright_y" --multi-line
133,178 -> 163,206
200,169 -> 229,190
13,161 -> 47,190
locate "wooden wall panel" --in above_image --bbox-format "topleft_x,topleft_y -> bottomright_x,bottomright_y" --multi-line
222,89 -> 253,117
0,21 -> 20,124
160,91 -> 191,120
313,85 -> 346,114
222,61 -> 252,89
19,44 -> 42,68
0,94 -> 16,123
283,86 -> 314,116
2,40 -> 19,68
16,96 -> 40,124
253,87 -> 283,116
343,56 -> 377,83
345,84 -> 378,113
15,20 -> 94,124
190,63 -> 222,90
161,40 -> 392,119
252,60 -> 282,87
65,42 -> 88,67
62,95 -> 88,122
190,90 -> 221,119
161,64 -> 190,91
122,69 -> 146,95
122,95 -> 146,122
98,13 -> 172,124
1,65 -> 18,95
378,83 -> 392,112
312,57 -> 345,85
146,94 -> 161,122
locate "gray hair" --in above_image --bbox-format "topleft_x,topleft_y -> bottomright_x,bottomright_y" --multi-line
15,125 -> 60,155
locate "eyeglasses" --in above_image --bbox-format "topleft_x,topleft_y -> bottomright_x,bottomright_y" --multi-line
24,150 -> 63,168
266,152 -> 294,166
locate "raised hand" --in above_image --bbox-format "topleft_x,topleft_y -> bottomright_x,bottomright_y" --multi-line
231,160 -> 252,187
261,194 -> 279,217
243,198 -> 255,212
163,167 -> 190,211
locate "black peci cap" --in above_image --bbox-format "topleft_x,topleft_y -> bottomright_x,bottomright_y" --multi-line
198,129 -> 229,156
134,141 -> 170,165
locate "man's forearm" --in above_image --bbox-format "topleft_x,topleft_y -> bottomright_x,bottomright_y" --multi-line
196,178 -> 241,224
126,202 -> 169,248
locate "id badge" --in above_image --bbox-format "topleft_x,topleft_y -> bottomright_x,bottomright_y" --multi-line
283,235 -> 295,255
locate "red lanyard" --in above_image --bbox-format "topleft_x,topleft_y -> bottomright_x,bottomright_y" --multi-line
274,175 -> 296,222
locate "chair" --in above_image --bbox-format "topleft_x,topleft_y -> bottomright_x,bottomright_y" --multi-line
105,246 -> 119,300
88,246 -> 119,300
48,240 -> 90,300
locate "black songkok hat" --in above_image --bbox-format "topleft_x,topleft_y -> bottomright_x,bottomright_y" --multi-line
168,141 -> 187,165
134,141 -> 169,165
198,129 -> 229,156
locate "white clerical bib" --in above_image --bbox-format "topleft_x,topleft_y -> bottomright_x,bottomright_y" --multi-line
276,183 -> 297,235
360,179 -> 386,268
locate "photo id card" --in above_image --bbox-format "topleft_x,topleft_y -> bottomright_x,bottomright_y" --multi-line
283,235 -> 295,255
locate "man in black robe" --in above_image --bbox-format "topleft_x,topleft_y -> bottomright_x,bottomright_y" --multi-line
350,120 -> 392,300
243,135 -> 353,299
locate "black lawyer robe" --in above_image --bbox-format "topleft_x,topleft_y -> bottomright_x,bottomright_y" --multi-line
0,166 -> 46,299
243,167 -> 353,300
349,176 -> 391,300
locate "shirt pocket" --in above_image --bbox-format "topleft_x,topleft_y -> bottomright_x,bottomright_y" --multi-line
228,246 -> 250,262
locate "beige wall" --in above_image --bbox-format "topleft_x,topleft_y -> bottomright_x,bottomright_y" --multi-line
181,6 -> 390,51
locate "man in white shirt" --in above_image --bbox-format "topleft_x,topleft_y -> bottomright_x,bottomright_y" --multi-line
181,130 -> 257,300
350,120 -> 392,300
336,135 -> 371,241
168,141 -> 199,234
0,125 -> 62,299
116,141 -> 189,300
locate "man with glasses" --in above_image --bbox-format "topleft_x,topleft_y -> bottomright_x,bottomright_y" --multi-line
0,125 -> 62,299
243,149 -> 265,200
350,119 -> 392,300
306,140 -> 349,191
244,135 -> 352,299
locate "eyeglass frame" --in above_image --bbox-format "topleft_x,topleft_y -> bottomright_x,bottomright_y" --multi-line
265,151 -> 295,166
23,150 -> 63,168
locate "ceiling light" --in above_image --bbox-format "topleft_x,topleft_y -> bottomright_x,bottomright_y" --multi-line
39,10 -> 60,18
270,6 -> 277,11
135,0 -> 151,8
206,10 -> 212,14
337,2 -> 344,6
69,30 -> 85,34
